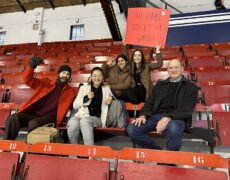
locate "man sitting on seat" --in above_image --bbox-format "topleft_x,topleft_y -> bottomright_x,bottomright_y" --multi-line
127,59 -> 198,151
3,57 -> 77,140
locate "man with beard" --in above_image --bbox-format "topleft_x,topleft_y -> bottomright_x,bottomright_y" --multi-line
3,57 -> 77,140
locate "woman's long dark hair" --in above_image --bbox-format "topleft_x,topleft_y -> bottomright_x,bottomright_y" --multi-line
131,49 -> 145,73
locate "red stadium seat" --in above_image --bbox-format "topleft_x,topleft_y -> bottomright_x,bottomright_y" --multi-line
82,62 -> 103,71
0,152 -> 20,180
182,44 -> 216,57
79,51 -> 103,56
212,42 -> 230,56
43,57 -> 68,64
0,55 -> 16,60
71,71 -> 91,83
93,42 -> 112,47
188,55 -> 224,67
194,66 -> 230,82
9,84 -> 34,104
0,103 -> 18,128
22,154 -> 110,180
88,47 -> 108,52
199,84 -> 230,105
213,112 -> 230,146
0,65 -> 25,74
94,55 -> 116,62
3,72 -> 25,86
0,59 -> 21,66
23,143 -> 116,180
116,148 -> 228,180
69,55 -> 93,64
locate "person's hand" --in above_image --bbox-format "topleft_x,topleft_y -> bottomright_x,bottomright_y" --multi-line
156,117 -> 171,134
88,91 -> 94,99
122,39 -> 126,46
104,96 -> 113,105
28,56 -> 43,68
131,115 -> 146,127
106,59 -> 113,67
156,44 -> 161,53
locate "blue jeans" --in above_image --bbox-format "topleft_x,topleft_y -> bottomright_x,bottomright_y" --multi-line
126,114 -> 185,151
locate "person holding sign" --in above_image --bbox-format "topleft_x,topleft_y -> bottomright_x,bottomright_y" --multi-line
67,67 -> 114,146
122,39 -> 163,104
101,54 -> 134,100
126,59 -> 198,152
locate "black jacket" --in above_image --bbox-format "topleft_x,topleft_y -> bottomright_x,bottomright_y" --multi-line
140,75 -> 198,132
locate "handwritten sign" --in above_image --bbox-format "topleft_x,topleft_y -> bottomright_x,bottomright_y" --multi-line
125,8 -> 171,48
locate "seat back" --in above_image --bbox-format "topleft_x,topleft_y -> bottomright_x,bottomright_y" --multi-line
0,152 -> 20,180
23,154 -> 110,180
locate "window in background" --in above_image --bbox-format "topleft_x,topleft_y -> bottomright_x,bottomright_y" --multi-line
0,31 -> 6,45
70,25 -> 84,40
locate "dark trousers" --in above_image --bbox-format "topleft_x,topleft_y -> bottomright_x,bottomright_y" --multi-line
3,112 -> 55,140
126,114 -> 185,151
123,86 -> 146,104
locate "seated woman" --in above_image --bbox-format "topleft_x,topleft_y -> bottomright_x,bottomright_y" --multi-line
101,54 -> 134,100
122,40 -> 163,104
67,67 -> 113,145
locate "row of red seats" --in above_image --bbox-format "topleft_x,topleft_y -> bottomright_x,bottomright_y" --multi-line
0,141 -> 228,180
1,41 -> 230,62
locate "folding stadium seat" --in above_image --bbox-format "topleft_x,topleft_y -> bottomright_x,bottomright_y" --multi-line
0,85 -> 11,102
161,52 -> 183,60
0,65 -> 25,73
93,42 -> 112,47
187,55 -> 224,67
109,45 -> 122,52
16,54 -> 34,59
4,44 -> 16,52
0,59 -> 20,66
43,57 -> 68,64
3,72 -> 25,86
79,51 -> 103,56
116,148 -> 228,180
161,45 -> 181,54
0,152 -> 20,180
0,103 -> 18,128
71,71 -> 91,84
194,67 -> 230,82
199,84 -> 230,106
212,42 -> 230,56
0,48 -> 6,55
69,55 -> 94,64
12,49 -> 29,56
213,112 -> 230,146
76,42 -> 93,48
82,62 -> 103,71
94,55 -> 116,62
0,55 -> 16,60
24,143 -> 115,180
182,44 -> 216,57
104,51 -> 122,56
22,154 -> 110,180
9,84 -> 34,104
57,51 -> 72,57
87,46 -> 108,52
